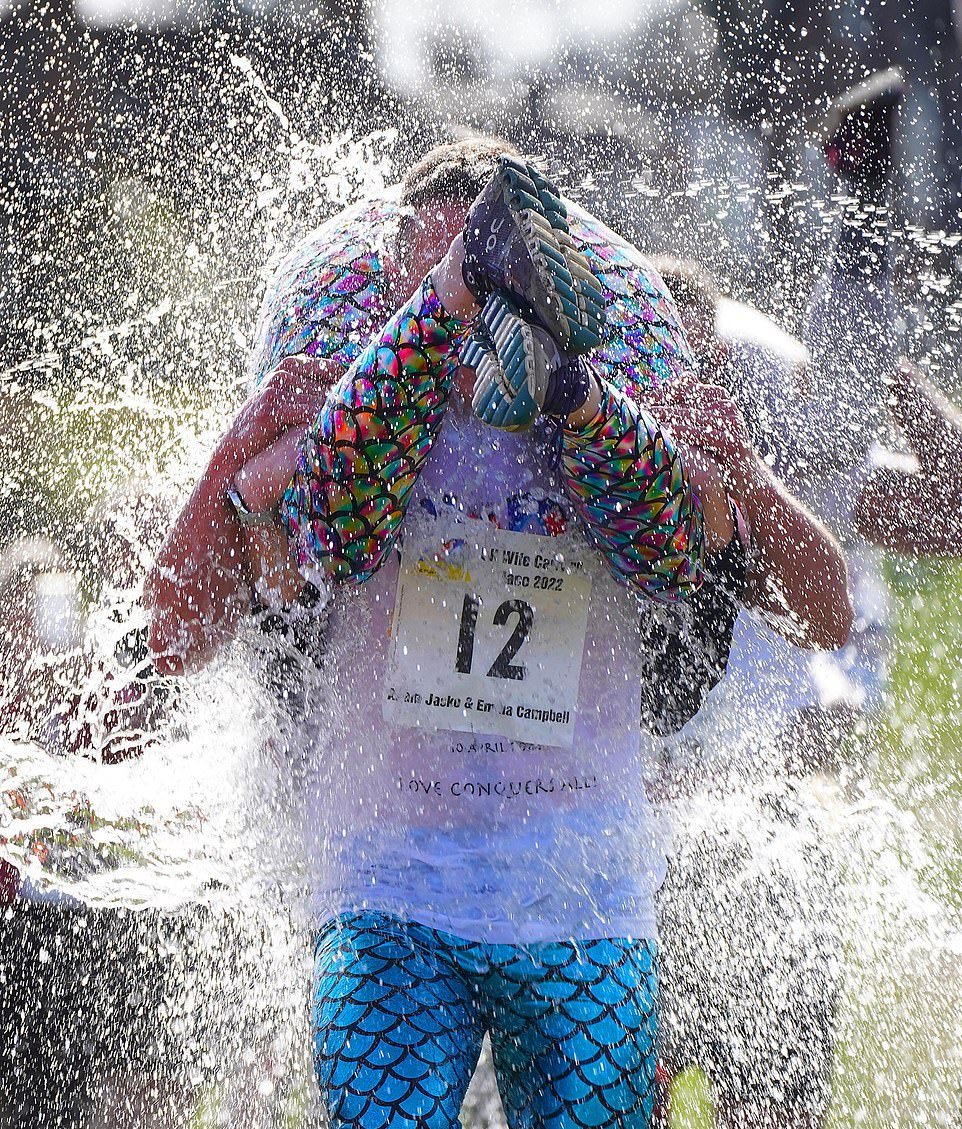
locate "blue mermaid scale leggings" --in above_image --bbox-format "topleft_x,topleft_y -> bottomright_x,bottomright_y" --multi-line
312,912 -> 658,1129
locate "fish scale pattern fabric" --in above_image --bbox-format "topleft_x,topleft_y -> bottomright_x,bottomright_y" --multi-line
253,201 -> 697,403
280,277 -> 467,584
560,383 -> 704,600
568,208 -> 697,401
274,210 -> 704,599
250,199 -> 398,379
312,912 -> 658,1129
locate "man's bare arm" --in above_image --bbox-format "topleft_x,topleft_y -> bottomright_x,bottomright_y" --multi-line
231,426 -> 310,604
656,381 -> 853,650
737,474 -> 852,649
148,254 -> 473,673
146,357 -> 337,675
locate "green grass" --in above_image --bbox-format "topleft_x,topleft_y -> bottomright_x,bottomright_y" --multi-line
669,1068 -> 715,1129
879,555 -> 962,900
826,554 -> 962,1129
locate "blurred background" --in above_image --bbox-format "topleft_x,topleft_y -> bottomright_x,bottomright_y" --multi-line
4,0 -> 962,537
2,0 -> 962,1127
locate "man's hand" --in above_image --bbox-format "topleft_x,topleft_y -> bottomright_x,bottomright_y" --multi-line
225,356 -> 338,461
146,355 -> 337,675
653,378 -> 853,650
233,426 -> 310,515
654,377 -> 765,507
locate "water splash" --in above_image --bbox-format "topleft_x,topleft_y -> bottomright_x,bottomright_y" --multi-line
3,20 -> 962,1124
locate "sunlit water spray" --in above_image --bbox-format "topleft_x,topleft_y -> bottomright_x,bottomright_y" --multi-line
0,58 -> 405,1121
2,44 -> 962,1126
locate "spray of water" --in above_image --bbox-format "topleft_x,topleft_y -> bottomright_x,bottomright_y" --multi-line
2,8 -> 962,1125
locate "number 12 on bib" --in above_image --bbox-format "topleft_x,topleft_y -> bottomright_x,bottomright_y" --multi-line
383,526 -> 593,748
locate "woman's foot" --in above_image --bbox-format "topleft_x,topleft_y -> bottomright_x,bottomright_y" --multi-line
460,156 -> 605,354
465,293 -> 594,431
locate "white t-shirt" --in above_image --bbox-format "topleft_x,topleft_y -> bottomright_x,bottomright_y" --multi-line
297,404 -> 665,944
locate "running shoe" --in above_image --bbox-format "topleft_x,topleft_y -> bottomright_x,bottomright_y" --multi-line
464,292 -> 593,430
461,155 -> 605,355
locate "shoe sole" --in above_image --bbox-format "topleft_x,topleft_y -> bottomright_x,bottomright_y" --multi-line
463,293 -> 550,431
490,157 -> 605,356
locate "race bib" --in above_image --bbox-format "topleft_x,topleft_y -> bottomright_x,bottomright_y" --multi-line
383,521 -> 593,747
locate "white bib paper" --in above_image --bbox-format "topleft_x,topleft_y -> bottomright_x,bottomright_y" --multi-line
383,521 -> 593,747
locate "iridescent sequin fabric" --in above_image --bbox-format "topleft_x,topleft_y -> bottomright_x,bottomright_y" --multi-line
561,385 -> 704,601
280,278 -> 467,583
262,195 -> 703,598
250,199 -> 400,383
569,207 -> 698,399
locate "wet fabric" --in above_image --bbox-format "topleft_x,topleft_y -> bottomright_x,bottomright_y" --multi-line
249,196 -> 402,382
254,191 -> 697,942
312,911 -> 659,1129
280,276 -> 465,586
638,523 -> 748,737
249,196 -> 697,401
559,383 -> 703,603
296,407 -> 666,943
275,206 -> 702,602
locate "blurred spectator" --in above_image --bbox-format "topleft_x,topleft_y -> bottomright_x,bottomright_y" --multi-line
0,537 -> 85,739
0,492 -> 193,1127
0,538 -> 79,908
652,68 -> 915,1129
856,359 -> 962,553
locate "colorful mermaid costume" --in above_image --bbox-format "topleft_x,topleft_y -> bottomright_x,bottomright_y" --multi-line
250,187 -> 703,1129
